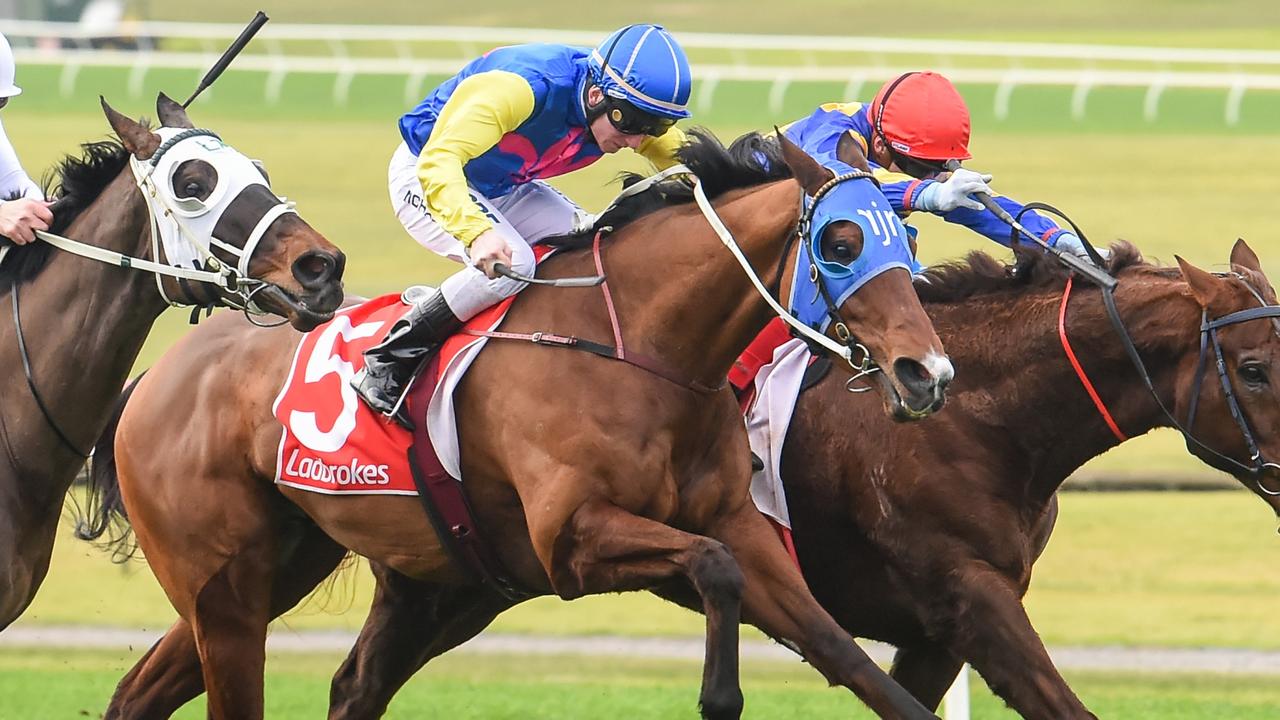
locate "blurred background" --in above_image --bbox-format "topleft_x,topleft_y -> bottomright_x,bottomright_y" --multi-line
2,1 -> 1279,718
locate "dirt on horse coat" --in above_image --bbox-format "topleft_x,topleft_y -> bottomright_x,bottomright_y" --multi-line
0,95 -> 344,630
84,131 -> 952,719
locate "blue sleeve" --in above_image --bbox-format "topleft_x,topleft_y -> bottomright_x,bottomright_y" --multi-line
938,192 -> 1068,248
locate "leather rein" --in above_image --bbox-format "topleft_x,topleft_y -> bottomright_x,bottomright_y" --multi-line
1033,203 -> 1280,493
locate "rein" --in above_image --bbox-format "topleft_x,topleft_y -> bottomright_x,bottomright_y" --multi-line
466,230 -> 726,394
1058,259 -> 1280,493
10,284 -> 89,458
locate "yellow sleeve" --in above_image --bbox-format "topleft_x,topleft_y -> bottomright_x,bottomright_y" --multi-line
636,125 -> 688,170
416,70 -> 536,246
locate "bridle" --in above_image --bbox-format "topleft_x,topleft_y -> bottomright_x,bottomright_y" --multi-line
689,165 -> 886,379
3,126 -> 299,458
1033,203 -> 1280,494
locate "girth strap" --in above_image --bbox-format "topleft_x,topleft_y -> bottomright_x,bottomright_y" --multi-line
404,355 -> 535,602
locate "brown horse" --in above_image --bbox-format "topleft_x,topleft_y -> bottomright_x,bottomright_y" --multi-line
97,240 -> 1280,720
0,94 -> 344,629
83,131 -> 952,719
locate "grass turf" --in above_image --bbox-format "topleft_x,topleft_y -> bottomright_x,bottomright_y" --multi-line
1,647 -> 1278,719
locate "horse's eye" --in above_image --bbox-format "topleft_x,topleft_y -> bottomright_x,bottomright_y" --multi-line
184,182 -> 201,197
1237,362 -> 1268,386
831,242 -> 852,260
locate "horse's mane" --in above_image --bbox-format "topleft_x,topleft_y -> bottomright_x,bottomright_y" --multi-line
548,127 -> 789,248
0,137 -> 133,294
914,241 -> 1164,304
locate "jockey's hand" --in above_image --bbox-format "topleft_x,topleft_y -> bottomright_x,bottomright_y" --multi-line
1053,232 -> 1110,262
0,198 -> 54,245
915,168 -> 994,213
468,228 -> 513,279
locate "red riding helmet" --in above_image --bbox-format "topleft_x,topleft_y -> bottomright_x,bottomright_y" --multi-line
868,71 -> 972,162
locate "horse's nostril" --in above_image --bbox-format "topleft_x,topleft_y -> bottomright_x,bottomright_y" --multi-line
293,250 -> 339,288
893,357 -> 933,392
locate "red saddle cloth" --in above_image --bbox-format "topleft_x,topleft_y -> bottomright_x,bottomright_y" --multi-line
272,293 -> 513,495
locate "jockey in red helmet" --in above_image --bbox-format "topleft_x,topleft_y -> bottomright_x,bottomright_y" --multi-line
780,71 -> 1090,262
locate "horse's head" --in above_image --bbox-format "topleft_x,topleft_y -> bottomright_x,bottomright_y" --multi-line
101,94 -> 345,330
1175,240 -> 1280,512
778,131 -> 952,421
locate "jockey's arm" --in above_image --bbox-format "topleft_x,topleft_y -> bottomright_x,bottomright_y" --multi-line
415,71 -> 536,247
636,125 -> 688,170
0,116 -> 42,201
884,170 -> 1073,249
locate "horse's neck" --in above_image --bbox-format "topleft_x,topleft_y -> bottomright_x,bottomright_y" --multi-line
4,170 -> 166,478
937,273 -> 1197,505
606,181 -> 799,385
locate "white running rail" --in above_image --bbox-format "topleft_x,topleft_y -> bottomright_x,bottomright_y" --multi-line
5,21 -> 1280,124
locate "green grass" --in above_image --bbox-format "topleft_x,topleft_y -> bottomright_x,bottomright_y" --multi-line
25,493 -> 1280,651
1,647 -> 1277,719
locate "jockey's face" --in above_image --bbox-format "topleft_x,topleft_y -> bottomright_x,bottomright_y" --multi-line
585,85 -> 647,154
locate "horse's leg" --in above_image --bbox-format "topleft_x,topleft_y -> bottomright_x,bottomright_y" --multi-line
105,520 -> 347,719
889,643 -> 965,712
948,565 -> 1095,720
534,498 -> 746,720
705,505 -> 935,720
0,486 -> 62,629
328,564 -> 516,720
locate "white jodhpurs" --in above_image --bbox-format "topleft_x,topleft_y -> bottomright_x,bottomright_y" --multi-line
387,142 -> 583,320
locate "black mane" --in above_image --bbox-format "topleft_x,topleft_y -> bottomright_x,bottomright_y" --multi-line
0,138 -> 133,294
914,241 -> 1158,304
548,128 -> 790,248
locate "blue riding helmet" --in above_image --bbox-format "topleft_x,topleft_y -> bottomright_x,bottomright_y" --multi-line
589,24 -> 692,120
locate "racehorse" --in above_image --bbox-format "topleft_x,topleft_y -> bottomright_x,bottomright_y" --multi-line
98,239 -> 1280,720
81,130 -> 953,719
776,239 -> 1280,719
0,94 -> 345,629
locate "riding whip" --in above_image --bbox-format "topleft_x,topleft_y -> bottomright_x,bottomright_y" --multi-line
942,159 -> 1116,290
182,11 -> 270,108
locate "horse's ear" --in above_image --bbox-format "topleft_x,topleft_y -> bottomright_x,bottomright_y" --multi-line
156,92 -> 195,130
1230,238 -> 1263,275
836,130 -> 872,173
1176,255 -> 1224,308
101,96 -> 160,159
776,126 -> 833,196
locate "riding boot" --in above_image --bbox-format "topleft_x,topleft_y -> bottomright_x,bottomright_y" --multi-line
351,290 -> 463,428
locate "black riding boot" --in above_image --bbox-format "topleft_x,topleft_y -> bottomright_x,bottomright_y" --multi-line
351,290 -> 463,428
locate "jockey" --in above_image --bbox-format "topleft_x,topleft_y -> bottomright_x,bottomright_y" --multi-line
353,24 -> 693,423
0,32 -> 53,246
779,71 -> 1091,262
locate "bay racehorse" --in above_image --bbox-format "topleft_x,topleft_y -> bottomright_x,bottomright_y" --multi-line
775,239 -> 1280,719
0,94 -> 344,629
82,130 -> 953,719
98,240 -> 1280,719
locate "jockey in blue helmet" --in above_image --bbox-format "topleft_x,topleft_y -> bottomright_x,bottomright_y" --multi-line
354,24 -> 693,425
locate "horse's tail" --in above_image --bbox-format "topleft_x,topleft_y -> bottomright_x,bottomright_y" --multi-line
73,372 -> 145,562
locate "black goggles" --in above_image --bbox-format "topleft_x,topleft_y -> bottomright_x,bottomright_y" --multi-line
603,98 -> 676,137
886,147 -> 949,179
